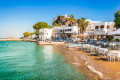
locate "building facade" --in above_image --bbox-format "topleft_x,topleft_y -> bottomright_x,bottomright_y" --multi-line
39,28 -> 52,40
52,19 -> 116,39
86,20 -> 116,36
52,26 -> 78,38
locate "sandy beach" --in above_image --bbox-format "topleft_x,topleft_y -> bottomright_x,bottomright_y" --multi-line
53,43 -> 120,80
0,39 -> 23,41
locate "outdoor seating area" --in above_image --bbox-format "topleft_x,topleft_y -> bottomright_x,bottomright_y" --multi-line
74,41 -> 120,62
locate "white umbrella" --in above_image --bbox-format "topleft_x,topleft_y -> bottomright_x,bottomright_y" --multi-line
108,28 -> 120,35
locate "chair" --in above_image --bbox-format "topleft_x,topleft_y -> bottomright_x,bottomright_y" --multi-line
109,54 -> 115,62
83,44 -> 87,52
116,44 -> 120,50
95,47 -> 99,56
94,45 -> 101,56
79,44 -> 84,51
117,54 -> 120,62
86,46 -> 91,53
106,48 -> 116,62
90,45 -> 95,53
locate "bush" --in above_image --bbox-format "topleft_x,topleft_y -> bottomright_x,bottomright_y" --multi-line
106,36 -> 113,41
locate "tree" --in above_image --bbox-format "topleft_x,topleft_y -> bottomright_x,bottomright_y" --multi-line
23,32 -> 30,38
114,10 -> 120,29
33,22 -> 51,37
77,17 -> 89,34
57,15 -> 62,19
70,14 -> 74,18
34,30 -> 39,35
30,32 -> 34,38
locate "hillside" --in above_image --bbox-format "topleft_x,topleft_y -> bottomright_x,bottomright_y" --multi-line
52,15 -> 77,27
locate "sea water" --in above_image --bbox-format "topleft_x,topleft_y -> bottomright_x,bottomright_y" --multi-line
0,41 -> 86,80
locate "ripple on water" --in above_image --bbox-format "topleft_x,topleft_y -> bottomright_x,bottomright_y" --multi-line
0,41 -> 86,80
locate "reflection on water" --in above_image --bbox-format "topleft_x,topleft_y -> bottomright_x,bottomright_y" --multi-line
43,46 -> 54,63
0,41 -> 85,80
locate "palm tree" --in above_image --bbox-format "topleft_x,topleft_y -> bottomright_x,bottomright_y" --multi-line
77,17 -> 89,34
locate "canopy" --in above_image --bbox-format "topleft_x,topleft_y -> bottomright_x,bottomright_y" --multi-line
71,33 -> 89,38
78,33 -> 89,38
108,28 -> 120,36
71,35 -> 78,38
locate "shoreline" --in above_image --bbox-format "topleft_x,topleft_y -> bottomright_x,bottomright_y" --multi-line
54,43 -> 120,80
53,44 -> 101,80
0,39 -> 23,41
1,40 -> 120,79
38,41 -> 64,45
0,39 -> 37,42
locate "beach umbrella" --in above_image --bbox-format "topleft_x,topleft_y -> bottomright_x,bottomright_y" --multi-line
108,28 -> 120,36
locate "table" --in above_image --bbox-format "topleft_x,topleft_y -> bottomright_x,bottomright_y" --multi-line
109,51 -> 120,57
98,48 -> 108,55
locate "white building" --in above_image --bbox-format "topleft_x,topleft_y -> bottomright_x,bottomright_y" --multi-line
39,28 -> 52,40
64,14 -> 70,18
108,28 -> 120,40
52,19 -> 116,39
52,26 -> 78,38
86,20 -> 116,36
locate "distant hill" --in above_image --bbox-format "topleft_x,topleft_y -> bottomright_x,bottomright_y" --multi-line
6,36 -> 16,39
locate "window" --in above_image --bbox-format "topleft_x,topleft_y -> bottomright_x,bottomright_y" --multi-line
114,25 -> 116,28
68,29 -> 69,31
61,30 -> 62,32
65,29 -> 67,32
107,25 -> 110,29
95,26 -> 99,29
70,29 -> 72,31
100,25 -> 104,29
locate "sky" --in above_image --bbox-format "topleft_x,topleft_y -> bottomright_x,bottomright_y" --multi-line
0,0 -> 120,38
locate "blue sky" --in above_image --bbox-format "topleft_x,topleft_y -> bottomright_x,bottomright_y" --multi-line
0,0 -> 120,38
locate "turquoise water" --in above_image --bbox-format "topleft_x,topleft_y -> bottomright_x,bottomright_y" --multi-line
0,41 -> 85,80
68,43 -> 82,47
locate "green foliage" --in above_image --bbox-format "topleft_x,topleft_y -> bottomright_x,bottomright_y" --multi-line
54,23 -> 58,26
70,14 -> 74,18
30,32 -> 34,35
57,15 -> 62,19
114,10 -> 120,29
29,32 -> 34,38
106,36 -> 114,41
77,17 -> 89,34
23,32 -> 30,37
34,30 -> 39,35
33,22 -> 51,30
66,18 -> 76,21
48,25 -> 52,29
53,14 -> 76,26
33,22 -> 51,36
